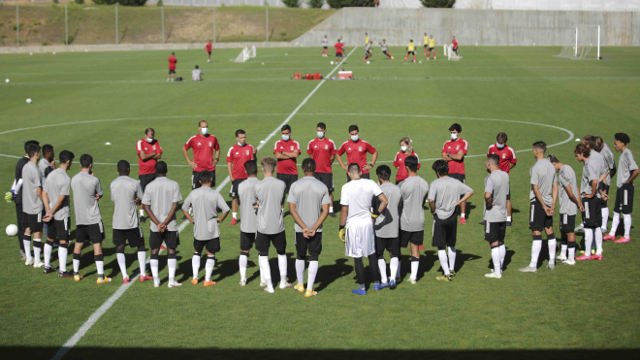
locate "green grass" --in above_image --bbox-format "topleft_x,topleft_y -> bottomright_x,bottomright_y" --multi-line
0,46 -> 639,359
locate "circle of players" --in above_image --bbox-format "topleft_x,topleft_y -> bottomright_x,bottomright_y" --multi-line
6,121 -> 637,296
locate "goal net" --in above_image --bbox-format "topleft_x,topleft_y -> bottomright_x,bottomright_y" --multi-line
444,44 -> 462,61
555,25 -> 601,60
234,45 -> 257,63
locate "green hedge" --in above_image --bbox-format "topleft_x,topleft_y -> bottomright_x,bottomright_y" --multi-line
421,0 -> 456,7
327,0 -> 374,9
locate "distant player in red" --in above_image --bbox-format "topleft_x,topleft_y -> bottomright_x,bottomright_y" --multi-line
334,40 -> 344,63
168,52 -> 177,82
227,129 -> 256,225
307,122 -> 337,216
182,120 -> 220,189
137,127 -> 162,221
274,124 -> 301,200
487,132 -> 517,225
452,36 -> 459,55
442,122 -> 469,224
393,137 -> 420,184
336,124 -> 378,181
205,41 -> 213,63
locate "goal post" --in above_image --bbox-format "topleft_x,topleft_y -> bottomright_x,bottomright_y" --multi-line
555,24 -> 601,60
233,46 -> 257,63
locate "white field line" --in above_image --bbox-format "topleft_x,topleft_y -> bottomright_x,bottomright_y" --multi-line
48,46 -> 358,360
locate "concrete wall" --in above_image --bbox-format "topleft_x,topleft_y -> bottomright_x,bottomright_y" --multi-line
145,0 -> 327,8
455,0 -> 640,12
292,8 -> 640,46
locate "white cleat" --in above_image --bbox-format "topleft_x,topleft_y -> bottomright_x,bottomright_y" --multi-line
557,254 -> 567,261
264,286 -> 275,294
279,281 -> 292,289
574,223 -> 584,232
239,279 -> 247,287
562,259 -> 576,266
547,263 -> 556,270
409,278 -> 417,285
154,281 -> 160,288
484,272 -> 502,279
168,281 -> 182,288
259,280 -> 267,288
518,266 -> 537,273
33,261 -> 44,268
25,258 -> 34,266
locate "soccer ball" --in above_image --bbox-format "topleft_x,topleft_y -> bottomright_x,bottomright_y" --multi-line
4,78 -> 9,83
5,224 -> 18,237
366,61 -> 370,64
105,142 -> 111,146
330,61 -> 334,65
26,98 -> 32,104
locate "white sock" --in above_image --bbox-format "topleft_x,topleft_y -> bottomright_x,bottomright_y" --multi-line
295,259 -> 305,285
232,212 -> 237,219
168,258 -> 177,283
259,255 -> 272,286
137,251 -> 146,276
529,240 -> 542,267
116,253 -> 128,279
239,254 -> 248,281
73,256 -> 80,273
58,246 -> 68,272
499,244 -> 506,269
491,247 -> 501,275
139,209 -> 144,217
437,250 -> 450,276
447,246 -> 456,272
560,244 -> 567,258
390,257 -> 399,281
44,242 -> 52,267
329,206 -> 334,213
377,258 -> 388,284
278,254 -> 288,284
594,228 -> 603,255
150,259 -> 159,282
568,246 -> 576,261
461,213 -> 466,219
410,259 -> 419,280
507,216 -> 512,222
601,207 -> 609,232
609,212 -> 620,236
623,214 -> 632,238
192,254 -> 201,279
205,256 -> 215,282
584,229 -> 593,255
23,237 -> 32,261
96,260 -> 104,277
548,238 -> 557,265
33,239 -> 42,262
307,260 -> 318,291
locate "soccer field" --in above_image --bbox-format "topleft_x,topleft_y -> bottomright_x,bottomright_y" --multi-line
0,46 -> 639,359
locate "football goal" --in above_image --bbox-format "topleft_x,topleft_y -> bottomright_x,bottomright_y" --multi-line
234,45 -> 257,63
555,24 -> 601,60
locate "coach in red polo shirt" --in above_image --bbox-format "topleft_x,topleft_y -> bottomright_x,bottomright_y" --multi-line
487,132 -> 517,225
307,121 -> 337,215
137,128 -> 162,221
336,124 -> 378,182
442,122 -> 469,224
274,124 -> 301,197
227,129 -> 256,225
182,120 -> 220,189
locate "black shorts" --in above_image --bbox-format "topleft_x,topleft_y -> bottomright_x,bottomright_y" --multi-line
428,47 -> 434,51
336,52 -> 343,58
194,238 -> 221,254
375,236 -> 400,257
169,69 -> 176,74
529,200 -> 553,231
449,173 -> 466,183
192,170 -> 215,189
323,46 -> 328,50
295,232 -> 322,260
139,173 -> 157,192
506,189 -> 511,201
484,221 -> 506,244
559,213 -> 576,233
207,51 -> 212,55
24,212 -> 43,233
149,231 -> 178,249
408,51 -> 415,55
424,44 -> 428,48
277,173 -> 298,194
76,223 -> 105,244
255,231 -> 286,255
582,197 -> 602,229
614,183 -> 634,214
240,232 -> 256,251
313,172 -> 334,193
346,172 -> 370,182
230,178 -> 246,199
113,227 -> 144,248
401,229 -> 424,247
47,217 -> 70,241
431,214 -> 457,248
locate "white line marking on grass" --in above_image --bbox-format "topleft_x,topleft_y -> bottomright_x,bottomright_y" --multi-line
48,46 -> 358,360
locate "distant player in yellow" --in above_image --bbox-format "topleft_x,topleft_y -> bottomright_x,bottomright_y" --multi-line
404,39 -> 416,63
364,32 -> 370,45
427,35 -> 436,60
423,32 -> 429,56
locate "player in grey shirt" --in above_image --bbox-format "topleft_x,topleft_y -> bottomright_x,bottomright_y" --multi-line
574,144 -> 604,261
142,161 -> 182,288
237,160 -> 261,286
254,157 -> 287,293
606,133 -> 639,243
183,172 -> 229,287
399,156 -> 430,284
596,136 -> 616,232
288,158 -> 330,297
483,155 -> 509,278
520,141 -> 558,273
21,143 -> 45,268
373,165 -> 402,289
70,154 -> 111,284
110,160 -> 148,284
428,160 -> 474,281
549,155 -> 583,265
42,150 -> 74,276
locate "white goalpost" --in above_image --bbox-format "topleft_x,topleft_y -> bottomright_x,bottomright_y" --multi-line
234,45 -> 257,63
555,24 -> 601,60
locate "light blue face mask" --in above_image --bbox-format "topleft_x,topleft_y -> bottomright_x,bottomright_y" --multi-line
145,137 -> 154,143
282,134 -> 290,141
317,131 -> 325,138
351,135 -> 359,142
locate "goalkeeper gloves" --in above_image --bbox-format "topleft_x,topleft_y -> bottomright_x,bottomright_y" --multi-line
338,225 -> 345,243
4,190 -> 15,203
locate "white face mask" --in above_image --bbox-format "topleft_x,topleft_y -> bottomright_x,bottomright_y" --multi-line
497,143 -> 505,149
145,137 -> 154,143
282,134 -> 290,141
237,142 -> 244,146
317,131 -> 325,138
450,133 -> 459,140
400,145 -> 408,152
200,127 -> 208,135
351,135 -> 359,142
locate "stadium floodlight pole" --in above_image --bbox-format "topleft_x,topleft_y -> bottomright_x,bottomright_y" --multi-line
65,5 -> 69,46
115,3 -> 119,45
597,24 -> 601,60
574,26 -> 578,57
265,5 -> 269,42
16,5 -> 19,45
161,6 -> 165,44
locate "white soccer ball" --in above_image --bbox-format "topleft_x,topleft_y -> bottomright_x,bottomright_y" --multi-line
52,51 -> 56,55
105,141 -> 111,146
330,61 -> 334,65
29,52 -> 33,56
5,224 -> 18,237
26,98 -> 32,104
366,61 -> 370,64
4,78 -> 9,83
575,138 -> 581,142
